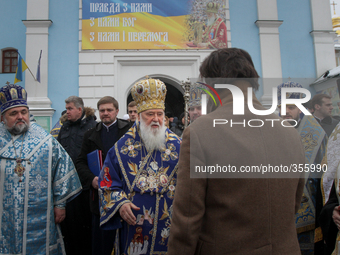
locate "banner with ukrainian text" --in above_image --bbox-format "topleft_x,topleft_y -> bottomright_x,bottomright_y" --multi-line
82,0 -> 228,50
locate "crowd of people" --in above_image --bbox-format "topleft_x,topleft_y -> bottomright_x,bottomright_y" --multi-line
2,47 -> 340,255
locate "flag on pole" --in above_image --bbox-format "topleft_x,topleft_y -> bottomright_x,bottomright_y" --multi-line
36,50 -> 42,83
14,54 -> 28,84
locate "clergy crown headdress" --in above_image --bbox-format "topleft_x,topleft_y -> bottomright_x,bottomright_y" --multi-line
277,81 -> 304,106
131,76 -> 167,113
206,2 -> 219,14
0,83 -> 28,114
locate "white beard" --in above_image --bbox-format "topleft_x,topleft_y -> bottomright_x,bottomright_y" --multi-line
140,117 -> 166,152
207,15 -> 216,26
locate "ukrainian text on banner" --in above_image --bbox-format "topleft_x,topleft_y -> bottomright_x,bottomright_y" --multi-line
82,0 -> 228,50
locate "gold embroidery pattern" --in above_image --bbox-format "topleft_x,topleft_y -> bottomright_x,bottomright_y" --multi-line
136,166 -> 170,194
129,152 -> 152,193
161,143 -> 178,161
330,124 -> 340,141
125,125 -> 137,139
99,197 -> 130,226
115,145 -> 132,190
159,200 -> 171,245
166,130 -> 180,141
150,194 -> 161,254
102,190 -> 127,212
120,138 -> 141,158
301,128 -> 318,152
128,161 -> 138,176
167,178 -> 176,200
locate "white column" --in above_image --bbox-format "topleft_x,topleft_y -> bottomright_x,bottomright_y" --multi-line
256,0 -> 283,107
24,0 -> 54,128
310,0 -> 336,77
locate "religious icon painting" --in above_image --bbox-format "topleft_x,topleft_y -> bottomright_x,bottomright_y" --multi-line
10,88 -> 18,99
136,84 -> 144,94
137,176 -> 147,189
136,206 -> 154,226
0,93 -> 6,104
100,167 -> 112,188
159,174 -> 168,187
21,89 -> 27,100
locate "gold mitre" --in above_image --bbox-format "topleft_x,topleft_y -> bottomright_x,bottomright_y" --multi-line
131,76 -> 167,113
206,2 -> 219,14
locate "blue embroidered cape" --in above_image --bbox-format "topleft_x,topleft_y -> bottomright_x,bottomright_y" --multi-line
295,115 -> 327,252
99,122 -> 181,255
0,122 -> 82,255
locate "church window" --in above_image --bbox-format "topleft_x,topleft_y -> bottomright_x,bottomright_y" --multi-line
2,49 -> 18,73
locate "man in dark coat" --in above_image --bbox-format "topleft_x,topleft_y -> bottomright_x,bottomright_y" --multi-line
311,94 -> 339,137
319,183 -> 339,255
57,95 -> 97,255
76,96 -> 132,255
170,112 -> 186,137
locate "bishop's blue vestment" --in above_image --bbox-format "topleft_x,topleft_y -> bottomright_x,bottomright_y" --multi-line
99,122 -> 181,255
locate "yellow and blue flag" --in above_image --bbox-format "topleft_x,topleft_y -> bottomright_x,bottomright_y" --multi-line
50,119 -> 63,138
14,54 -> 28,84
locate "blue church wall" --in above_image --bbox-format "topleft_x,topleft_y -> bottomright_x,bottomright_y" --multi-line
229,0 -> 263,98
0,1 -> 80,125
277,0 -> 317,93
49,0 -> 80,124
0,1 -> 27,86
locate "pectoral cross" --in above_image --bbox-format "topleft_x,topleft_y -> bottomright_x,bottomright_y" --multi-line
14,159 -> 25,182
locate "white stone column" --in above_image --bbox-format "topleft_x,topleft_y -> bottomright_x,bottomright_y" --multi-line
256,0 -> 283,107
310,0 -> 336,77
24,0 -> 54,130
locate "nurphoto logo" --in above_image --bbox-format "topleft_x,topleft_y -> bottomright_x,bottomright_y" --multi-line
197,83 -> 311,128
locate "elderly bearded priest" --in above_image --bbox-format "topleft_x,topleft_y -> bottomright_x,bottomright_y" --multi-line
98,77 -> 181,254
0,84 -> 82,255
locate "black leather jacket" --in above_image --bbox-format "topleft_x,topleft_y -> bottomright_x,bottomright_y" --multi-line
57,107 -> 97,164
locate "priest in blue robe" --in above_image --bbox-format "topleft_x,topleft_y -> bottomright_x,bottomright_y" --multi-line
0,83 -> 82,255
99,77 -> 181,255
277,82 -> 327,255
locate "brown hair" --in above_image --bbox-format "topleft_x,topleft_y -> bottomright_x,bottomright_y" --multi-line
97,96 -> 119,110
128,101 -> 137,108
199,48 -> 259,90
311,94 -> 331,110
